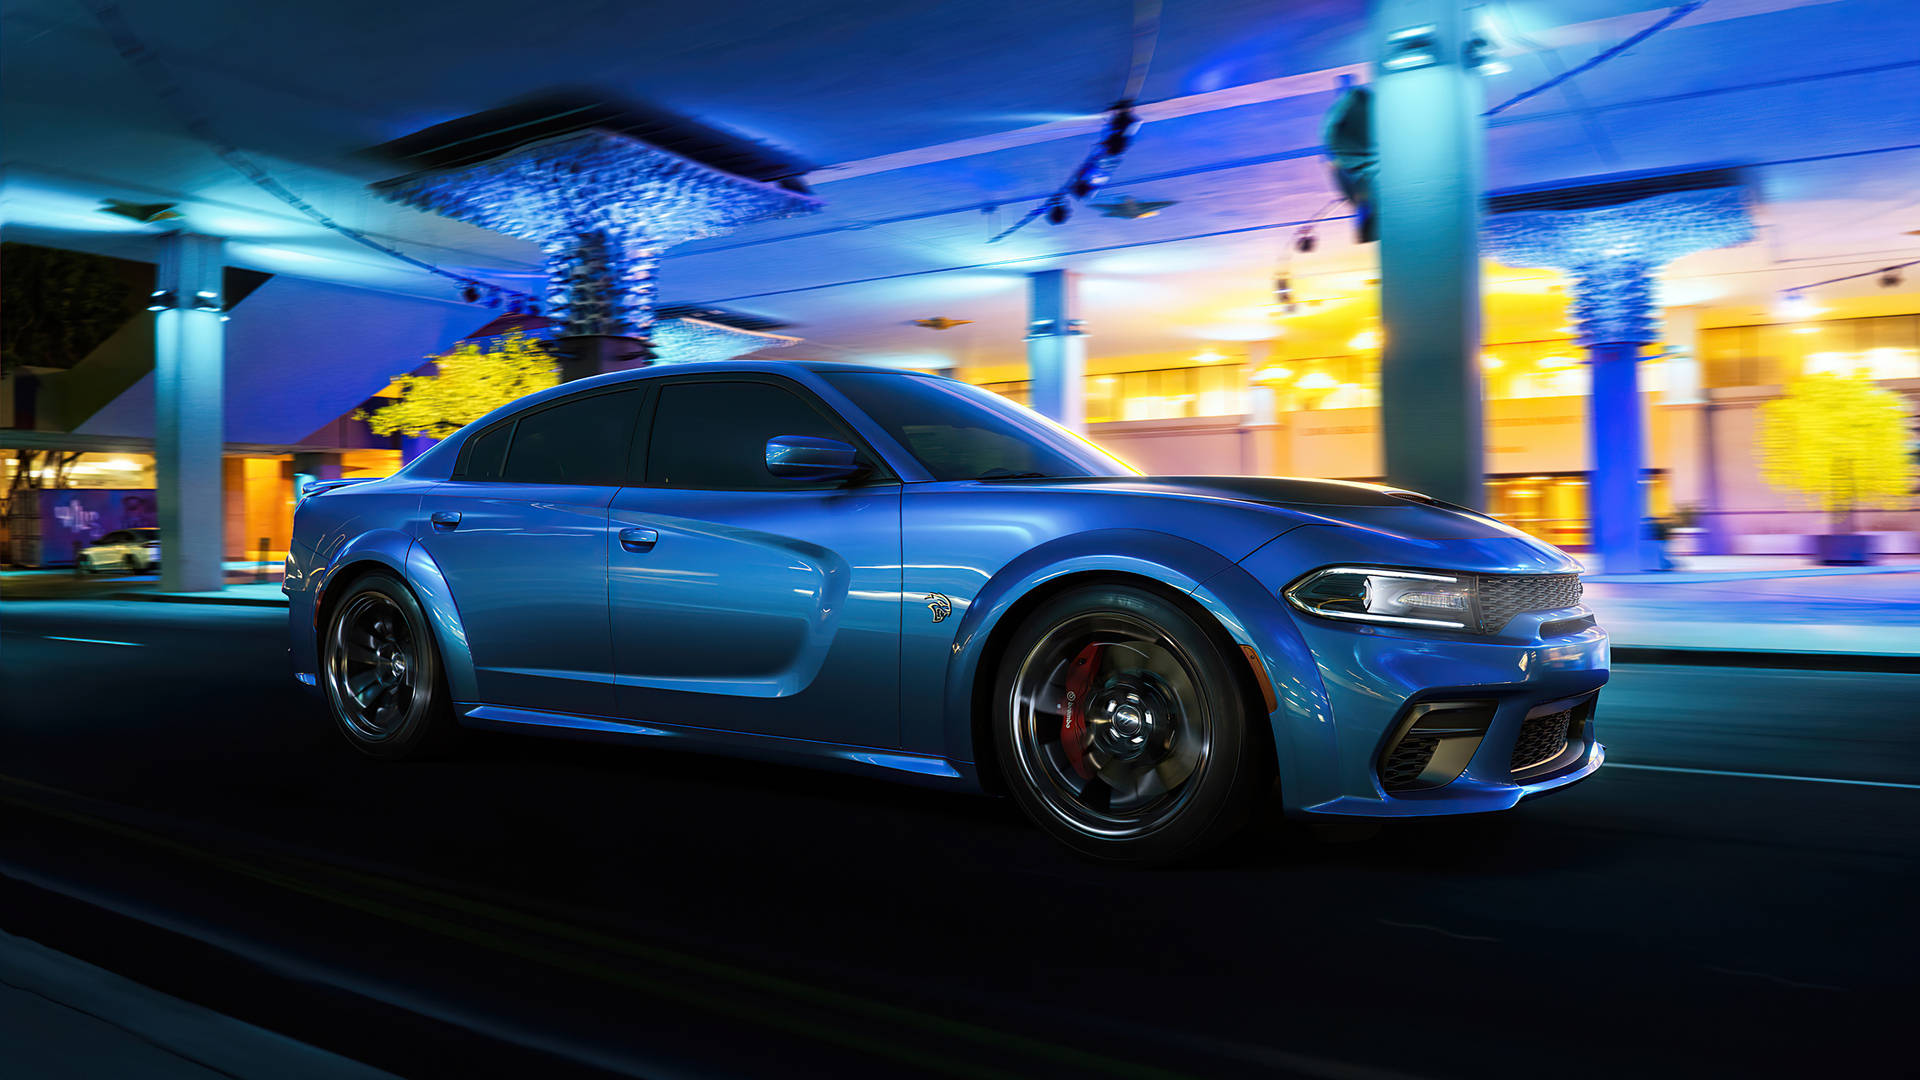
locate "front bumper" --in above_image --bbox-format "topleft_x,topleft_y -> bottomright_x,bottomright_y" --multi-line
1288,613 -> 1609,817
1203,529 -> 1611,819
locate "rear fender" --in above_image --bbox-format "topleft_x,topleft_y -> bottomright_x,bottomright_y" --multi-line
310,531 -> 479,703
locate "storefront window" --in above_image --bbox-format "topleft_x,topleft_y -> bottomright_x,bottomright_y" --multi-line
1702,314 -> 1920,387
1484,472 -> 1671,549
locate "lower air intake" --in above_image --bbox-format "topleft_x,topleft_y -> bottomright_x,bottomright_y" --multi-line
1510,708 -> 1577,773
1381,734 -> 1440,791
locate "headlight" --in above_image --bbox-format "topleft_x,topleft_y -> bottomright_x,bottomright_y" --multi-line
1284,567 -> 1476,630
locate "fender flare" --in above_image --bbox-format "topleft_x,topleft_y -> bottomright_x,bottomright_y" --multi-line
937,529 -> 1234,765
312,531 -> 479,704
936,528 -> 1336,799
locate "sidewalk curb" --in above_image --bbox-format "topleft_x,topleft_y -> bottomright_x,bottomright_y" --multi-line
110,591 -> 289,609
1612,646 -> 1920,673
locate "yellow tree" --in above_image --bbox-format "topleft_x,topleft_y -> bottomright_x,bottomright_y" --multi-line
357,331 -> 558,438
1757,371 -> 1915,533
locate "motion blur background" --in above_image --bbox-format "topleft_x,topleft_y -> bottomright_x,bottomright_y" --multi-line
2,2 -> 1917,1078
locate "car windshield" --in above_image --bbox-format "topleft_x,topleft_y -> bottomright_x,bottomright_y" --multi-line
822,371 -> 1135,482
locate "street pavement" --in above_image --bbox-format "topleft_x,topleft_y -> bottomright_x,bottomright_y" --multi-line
0,597 -> 1914,1078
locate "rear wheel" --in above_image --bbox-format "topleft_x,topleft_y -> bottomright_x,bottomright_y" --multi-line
993,584 -> 1272,864
321,572 -> 456,759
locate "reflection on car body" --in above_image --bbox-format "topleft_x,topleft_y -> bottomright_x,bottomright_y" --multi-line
288,361 -> 1606,863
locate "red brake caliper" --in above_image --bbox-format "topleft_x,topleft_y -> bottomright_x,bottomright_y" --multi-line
1059,644 -> 1104,779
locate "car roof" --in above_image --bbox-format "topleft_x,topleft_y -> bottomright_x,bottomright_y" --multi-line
561,359 -> 942,392
393,360 -> 948,480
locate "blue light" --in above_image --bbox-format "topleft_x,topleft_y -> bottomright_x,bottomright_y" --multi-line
1484,187 -> 1753,346
374,130 -> 821,340
651,317 -> 799,364
1383,24 -> 1438,70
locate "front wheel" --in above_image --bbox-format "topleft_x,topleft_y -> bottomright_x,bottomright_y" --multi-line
321,571 -> 456,759
993,584 -> 1273,864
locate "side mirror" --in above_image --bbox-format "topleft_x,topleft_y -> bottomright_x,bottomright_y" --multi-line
765,435 -> 865,482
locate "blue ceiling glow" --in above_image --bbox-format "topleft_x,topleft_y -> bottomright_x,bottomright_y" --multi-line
1484,187 -> 1754,346
650,316 -> 799,364
373,130 -> 821,339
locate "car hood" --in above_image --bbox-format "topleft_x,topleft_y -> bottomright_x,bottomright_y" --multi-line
994,475 -> 1543,544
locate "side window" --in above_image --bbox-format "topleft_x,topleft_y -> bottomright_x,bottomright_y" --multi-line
647,381 -> 864,490
101,531 -> 128,544
461,420 -> 514,481
499,389 -> 642,486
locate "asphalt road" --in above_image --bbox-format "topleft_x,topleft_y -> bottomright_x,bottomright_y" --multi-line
1,596 -> 1915,1078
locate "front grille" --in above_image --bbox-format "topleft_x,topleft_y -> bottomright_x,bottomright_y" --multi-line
1478,574 -> 1583,633
1510,708 -> 1577,773
1381,734 -> 1440,790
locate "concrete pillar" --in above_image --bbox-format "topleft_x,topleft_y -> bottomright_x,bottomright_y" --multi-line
292,451 -> 343,504
1588,342 -> 1647,572
1025,269 -> 1085,432
1370,0 -> 1486,508
154,233 -> 225,593
545,232 -> 658,381
1662,306 -> 1703,405
550,334 -> 652,383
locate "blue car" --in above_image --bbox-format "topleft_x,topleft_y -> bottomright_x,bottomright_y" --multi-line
288,361 -> 1607,863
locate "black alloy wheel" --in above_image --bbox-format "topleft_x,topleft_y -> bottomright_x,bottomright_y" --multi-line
321,572 -> 455,759
994,584 -> 1273,864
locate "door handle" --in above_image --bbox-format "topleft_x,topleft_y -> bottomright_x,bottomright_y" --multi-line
430,510 -> 462,530
619,527 -> 659,553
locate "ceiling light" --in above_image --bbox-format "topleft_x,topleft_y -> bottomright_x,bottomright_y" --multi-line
1481,353 -> 1504,371
1093,196 -> 1176,219
1296,371 -> 1338,390
1349,329 -> 1379,351
1792,325 -> 1820,334
1253,366 -> 1293,383
1777,291 -> 1821,320
146,289 -> 177,312
1193,349 -> 1225,364
1383,24 -> 1439,70
100,199 -> 182,224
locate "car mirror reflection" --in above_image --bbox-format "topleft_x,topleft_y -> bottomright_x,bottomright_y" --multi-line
765,435 -> 864,482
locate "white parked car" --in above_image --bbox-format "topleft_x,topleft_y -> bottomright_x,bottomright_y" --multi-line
79,528 -> 160,573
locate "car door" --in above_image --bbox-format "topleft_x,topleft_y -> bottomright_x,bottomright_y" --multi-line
609,375 -> 902,750
415,385 -> 645,717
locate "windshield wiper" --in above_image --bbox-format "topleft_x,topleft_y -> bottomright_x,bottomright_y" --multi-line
974,471 -> 1055,481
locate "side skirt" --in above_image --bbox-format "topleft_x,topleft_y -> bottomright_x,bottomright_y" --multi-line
458,704 -> 980,792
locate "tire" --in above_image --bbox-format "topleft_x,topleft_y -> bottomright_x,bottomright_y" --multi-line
124,556 -> 144,574
320,571 -> 457,759
992,584 -> 1273,865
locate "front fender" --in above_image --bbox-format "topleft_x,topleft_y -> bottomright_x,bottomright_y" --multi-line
936,528 -> 1245,766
